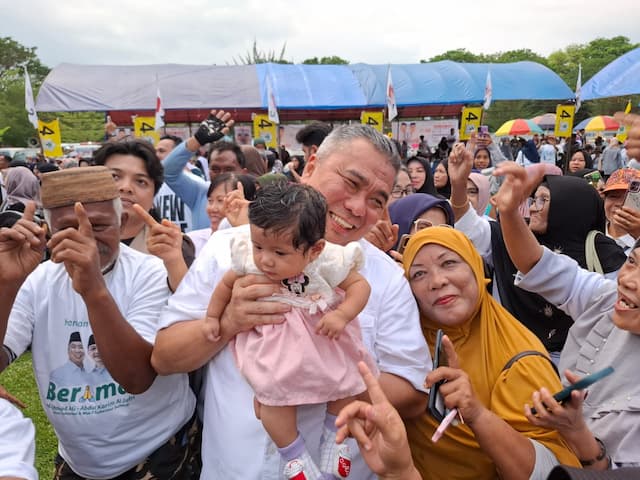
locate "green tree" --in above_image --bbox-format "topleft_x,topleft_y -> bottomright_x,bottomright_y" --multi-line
302,56 -> 349,65
0,37 -> 50,146
424,48 -> 484,63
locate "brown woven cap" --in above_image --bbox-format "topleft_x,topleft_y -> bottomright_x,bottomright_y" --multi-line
41,166 -> 119,208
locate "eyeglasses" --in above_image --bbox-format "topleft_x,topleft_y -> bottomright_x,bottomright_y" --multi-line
391,186 -> 416,198
527,197 -> 550,210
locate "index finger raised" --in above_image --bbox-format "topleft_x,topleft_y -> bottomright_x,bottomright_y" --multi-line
22,201 -> 37,223
357,361 -> 388,406
132,203 -> 158,227
74,202 -> 94,237
441,335 -> 460,369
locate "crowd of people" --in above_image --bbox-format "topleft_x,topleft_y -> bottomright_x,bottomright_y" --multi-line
1,110 -> 640,480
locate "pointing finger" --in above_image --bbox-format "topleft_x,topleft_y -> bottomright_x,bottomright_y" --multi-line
74,203 -> 94,237
442,335 -> 460,369
22,201 -> 37,222
132,204 -> 158,227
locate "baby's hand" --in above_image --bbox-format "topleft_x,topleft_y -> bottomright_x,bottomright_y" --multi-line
316,311 -> 349,339
203,304 -> 222,342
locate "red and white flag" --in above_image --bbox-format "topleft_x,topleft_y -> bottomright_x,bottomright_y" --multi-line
386,66 -> 398,121
483,70 -> 492,111
155,86 -> 165,131
24,67 -> 39,129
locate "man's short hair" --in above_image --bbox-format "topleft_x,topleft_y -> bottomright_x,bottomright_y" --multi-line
93,139 -> 164,194
159,135 -> 183,146
295,122 -> 333,148
316,124 -> 401,173
207,141 -> 246,169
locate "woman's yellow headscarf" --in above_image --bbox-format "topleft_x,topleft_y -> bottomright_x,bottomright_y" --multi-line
401,227 -> 579,479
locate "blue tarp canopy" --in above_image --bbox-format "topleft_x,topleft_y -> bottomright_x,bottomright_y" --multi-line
36,61 -> 573,122
581,48 -> 640,100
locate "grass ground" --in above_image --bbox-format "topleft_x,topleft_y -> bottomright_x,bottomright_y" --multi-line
0,352 -> 57,479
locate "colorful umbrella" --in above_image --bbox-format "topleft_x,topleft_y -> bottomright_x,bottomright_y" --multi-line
531,113 -> 556,130
495,119 -> 544,136
573,115 -> 620,132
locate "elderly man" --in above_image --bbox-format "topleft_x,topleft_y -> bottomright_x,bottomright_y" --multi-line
0,167 -> 195,480
152,124 -> 430,479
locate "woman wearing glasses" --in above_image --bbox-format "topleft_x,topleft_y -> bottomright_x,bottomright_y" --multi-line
448,144 -> 626,363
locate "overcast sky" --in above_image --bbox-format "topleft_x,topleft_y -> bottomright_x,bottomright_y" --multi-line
3,0 -> 640,68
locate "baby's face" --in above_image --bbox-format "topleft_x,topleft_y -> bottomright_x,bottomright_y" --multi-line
250,225 -> 316,281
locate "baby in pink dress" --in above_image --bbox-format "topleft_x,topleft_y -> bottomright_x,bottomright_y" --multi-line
204,181 -> 377,480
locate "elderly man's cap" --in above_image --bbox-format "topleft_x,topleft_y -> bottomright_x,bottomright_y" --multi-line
69,331 -> 82,344
41,166 -> 119,208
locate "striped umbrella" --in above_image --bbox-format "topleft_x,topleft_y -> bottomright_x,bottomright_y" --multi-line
495,118 -> 544,136
531,113 -> 556,130
573,115 -> 620,132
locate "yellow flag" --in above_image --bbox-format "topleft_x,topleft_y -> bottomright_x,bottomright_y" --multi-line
252,114 -> 278,148
625,100 -> 632,114
459,107 -> 482,140
554,105 -> 575,138
134,116 -> 160,144
617,100 -> 633,142
360,111 -> 384,132
38,119 -> 63,157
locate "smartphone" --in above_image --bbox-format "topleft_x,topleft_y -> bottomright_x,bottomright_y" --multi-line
583,170 -> 602,189
397,234 -> 411,255
530,366 -> 614,415
428,329 -> 450,421
479,125 -> 489,135
623,180 -> 640,211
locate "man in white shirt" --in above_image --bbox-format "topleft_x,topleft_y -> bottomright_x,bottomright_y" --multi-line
0,167 -> 195,480
152,125 -> 430,480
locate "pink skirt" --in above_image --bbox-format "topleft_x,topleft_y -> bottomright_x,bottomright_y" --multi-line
232,305 -> 377,406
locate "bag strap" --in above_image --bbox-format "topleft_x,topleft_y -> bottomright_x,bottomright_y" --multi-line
502,350 -> 559,378
585,230 -> 604,274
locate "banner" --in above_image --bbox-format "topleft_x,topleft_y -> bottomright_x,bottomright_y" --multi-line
554,105 -> 575,138
361,111 -> 383,132
459,107 -> 482,140
134,116 -> 160,144
252,114 -> 278,148
38,119 -> 63,157
392,119 -> 458,151
483,71 -> 492,111
155,87 -> 165,131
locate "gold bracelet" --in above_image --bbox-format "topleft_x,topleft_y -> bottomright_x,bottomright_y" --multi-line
449,196 -> 469,209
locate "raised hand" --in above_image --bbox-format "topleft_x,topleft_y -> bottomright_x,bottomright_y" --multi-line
491,161 -> 539,214
448,142 -> 474,186
48,202 -> 105,298
194,110 -> 235,146
224,181 -> 250,227
132,204 -> 183,265
365,208 -> 398,253
0,202 -> 46,284
612,205 -> 640,238
336,362 -> 419,479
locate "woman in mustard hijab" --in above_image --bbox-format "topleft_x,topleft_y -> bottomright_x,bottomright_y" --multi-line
401,226 -> 580,479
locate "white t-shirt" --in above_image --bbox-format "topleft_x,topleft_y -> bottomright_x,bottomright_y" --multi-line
0,399 -> 37,480
154,182 -> 194,233
538,144 -> 557,165
4,245 -> 195,478
159,225 -> 430,480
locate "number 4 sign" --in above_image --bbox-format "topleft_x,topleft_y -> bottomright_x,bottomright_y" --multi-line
459,107 -> 482,140
554,105 -> 575,138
